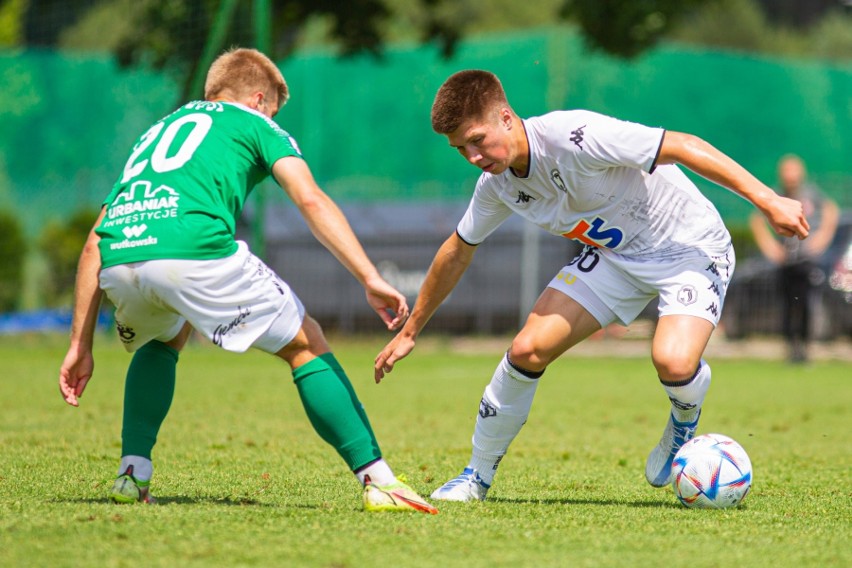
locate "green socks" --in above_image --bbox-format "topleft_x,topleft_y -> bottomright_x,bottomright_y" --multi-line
121,341 -> 178,459
292,353 -> 381,471
120,346 -> 379,474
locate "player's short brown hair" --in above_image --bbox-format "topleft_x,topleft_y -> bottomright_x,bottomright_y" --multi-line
204,47 -> 289,106
431,70 -> 510,133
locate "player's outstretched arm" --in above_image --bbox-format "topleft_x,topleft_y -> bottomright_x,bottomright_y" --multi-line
272,156 -> 409,330
657,131 -> 810,240
374,232 -> 476,383
59,209 -> 106,407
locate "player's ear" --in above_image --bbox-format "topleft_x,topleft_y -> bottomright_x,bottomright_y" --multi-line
246,91 -> 264,111
500,108 -> 514,129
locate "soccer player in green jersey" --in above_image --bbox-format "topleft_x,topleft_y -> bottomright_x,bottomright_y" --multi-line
58,48 -> 437,514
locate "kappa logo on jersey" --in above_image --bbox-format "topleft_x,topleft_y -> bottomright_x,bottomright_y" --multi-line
515,191 -> 536,204
122,224 -> 148,239
550,168 -> 567,192
562,217 -> 624,249
569,125 -> 586,150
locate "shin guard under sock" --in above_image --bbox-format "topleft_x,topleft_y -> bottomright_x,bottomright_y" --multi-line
293,354 -> 381,471
121,341 -> 178,460
469,354 -> 540,485
660,360 -> 711,422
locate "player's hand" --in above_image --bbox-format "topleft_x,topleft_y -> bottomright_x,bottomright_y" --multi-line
364,276 -> 410,331
763,194 -> 810,240
374,333 -> 416,383
58,345 -> 94,407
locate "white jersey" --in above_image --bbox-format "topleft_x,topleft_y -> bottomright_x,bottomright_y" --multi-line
456,110 -> 732,259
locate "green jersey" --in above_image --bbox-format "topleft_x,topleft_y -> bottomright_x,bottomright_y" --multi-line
97,101 -> 301,268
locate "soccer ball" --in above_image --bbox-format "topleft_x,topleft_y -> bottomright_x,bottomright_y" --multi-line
671,433 -> 752,509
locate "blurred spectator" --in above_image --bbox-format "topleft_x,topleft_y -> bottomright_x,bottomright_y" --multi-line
750,154 -> 840,362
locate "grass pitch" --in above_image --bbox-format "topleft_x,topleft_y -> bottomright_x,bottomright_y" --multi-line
0,333 -> 849,567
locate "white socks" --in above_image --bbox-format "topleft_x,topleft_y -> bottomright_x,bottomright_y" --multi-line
355,458 -> 396,486
468,354 -> 540,485
118,455 -> 153,482
661,360 -> 711,423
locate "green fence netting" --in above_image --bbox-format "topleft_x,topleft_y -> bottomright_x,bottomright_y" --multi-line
1,28 -> 850,237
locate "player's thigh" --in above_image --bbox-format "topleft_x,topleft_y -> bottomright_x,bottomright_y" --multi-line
99,264 -> 187,351
652,315 -> 715,380
510,287 -> 602,369
650,249 -> 734,379
163,322 -> 194,351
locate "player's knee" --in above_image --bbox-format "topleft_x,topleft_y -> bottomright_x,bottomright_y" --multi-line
652,354 -> 700,383
301,315 -> 329,349
508,336 -> 550,371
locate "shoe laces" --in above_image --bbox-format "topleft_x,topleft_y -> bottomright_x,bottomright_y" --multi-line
669,419 -> 698,454
445,468 -> 488,489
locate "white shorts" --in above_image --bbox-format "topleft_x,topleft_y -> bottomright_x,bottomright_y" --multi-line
547,245 -> 735,327
99,241 -> 305,354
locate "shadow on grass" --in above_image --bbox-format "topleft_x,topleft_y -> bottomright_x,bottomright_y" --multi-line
57,496 -> 323,508
487,496 -> 680,509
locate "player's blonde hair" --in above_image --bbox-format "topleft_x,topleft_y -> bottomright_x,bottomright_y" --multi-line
204,47 -> 289,106
431,70 -> 511,133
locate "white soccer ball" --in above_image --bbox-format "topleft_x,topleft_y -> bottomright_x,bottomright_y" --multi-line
671,433 -> 752,509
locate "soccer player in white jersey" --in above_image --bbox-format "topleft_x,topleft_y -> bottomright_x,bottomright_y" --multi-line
58,48 -> 438,514
374,70 -> 810,501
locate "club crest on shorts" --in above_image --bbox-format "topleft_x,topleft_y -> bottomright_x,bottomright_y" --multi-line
115,322 -> 136,344
677,285 -> 697,306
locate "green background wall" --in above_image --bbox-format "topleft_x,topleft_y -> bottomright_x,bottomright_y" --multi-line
1,27 -> 850,238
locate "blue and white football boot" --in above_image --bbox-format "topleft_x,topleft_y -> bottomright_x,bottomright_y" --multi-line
430,467 -> 491,502
645,411 -> 701,487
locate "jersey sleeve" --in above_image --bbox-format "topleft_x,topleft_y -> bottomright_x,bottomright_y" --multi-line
254,115 -> 303,172
456,176 -> 513,245
102,178 -> 123,207
559,110 -> 664,174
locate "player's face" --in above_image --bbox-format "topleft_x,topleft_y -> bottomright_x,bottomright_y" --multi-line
447,112 -> 515,175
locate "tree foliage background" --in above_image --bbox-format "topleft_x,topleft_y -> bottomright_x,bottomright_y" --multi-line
0,211 -> 26,312
37,210 -> 99,308
3,1 -> 850,87
0,0 -> 847,313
